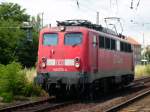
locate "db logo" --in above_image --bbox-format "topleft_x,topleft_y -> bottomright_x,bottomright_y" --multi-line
55,59 -> 64,66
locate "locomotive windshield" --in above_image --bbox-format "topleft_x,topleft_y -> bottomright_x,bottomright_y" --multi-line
64,33 -> 82,46
43,33 -> 58,46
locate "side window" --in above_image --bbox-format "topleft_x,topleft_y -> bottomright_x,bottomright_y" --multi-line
120,42 -> 124,51
116,40 -> 120,51
128,44 -> 132,52
125,43 -> 128,52
105,37 -> 110,49
111,39 -> 116,50
99,36 -> 105,48
120,42 -> 132,52
126,43 -> 132,52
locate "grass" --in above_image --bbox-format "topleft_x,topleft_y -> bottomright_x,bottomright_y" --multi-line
23,67 -> 37,83
135,64 -> 150,78
23,68 -> 48,97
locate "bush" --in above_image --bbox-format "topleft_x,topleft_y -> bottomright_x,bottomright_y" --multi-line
0,62 -> 27,95
145,65 -> 150,75
0,62 -> 43,102
22,83 -> 42,97
135,64 -> 150,78
23,67 -> 36,83
0,92 -> 13,103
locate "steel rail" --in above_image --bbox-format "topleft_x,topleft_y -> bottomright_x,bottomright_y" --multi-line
30,100 -> 78,112
125,76 -> 150,88
105,83 -> 150,112
134,76 -> 150,83
0,97 -> 55,112
0,97 -> 78,112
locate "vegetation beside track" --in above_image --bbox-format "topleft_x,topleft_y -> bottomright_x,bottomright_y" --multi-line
0,62 -> 44,103
0,2 -> 46,103
135,64 -> 150,78
23,67 -> 36,83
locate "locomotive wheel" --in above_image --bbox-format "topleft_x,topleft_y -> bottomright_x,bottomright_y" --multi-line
86,83 -> 97,100
56,91 -> 66,99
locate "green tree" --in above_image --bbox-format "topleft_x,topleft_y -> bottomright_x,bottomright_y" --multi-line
15,31 -> 38,67
0,19 -> 24,64
0,2 -> 38,67
0,2 -> 29,22
15,15 -> 41,67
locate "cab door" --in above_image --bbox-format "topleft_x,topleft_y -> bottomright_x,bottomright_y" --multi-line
89,32 -> 98,73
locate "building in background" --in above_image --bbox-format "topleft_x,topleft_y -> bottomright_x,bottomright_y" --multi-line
127,37 -> 141,65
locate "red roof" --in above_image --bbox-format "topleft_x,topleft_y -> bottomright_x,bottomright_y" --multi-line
127,37 -> 141,45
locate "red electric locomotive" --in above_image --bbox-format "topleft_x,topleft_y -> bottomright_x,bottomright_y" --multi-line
35,20 -> 134,98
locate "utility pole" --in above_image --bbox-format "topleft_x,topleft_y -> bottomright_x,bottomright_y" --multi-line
38,12 -> 44,28
41,12 -> 44,28
142,24 -> 145,49
132,22 -> 150,64
96,12 -> 99,25
134,22 -> 150,48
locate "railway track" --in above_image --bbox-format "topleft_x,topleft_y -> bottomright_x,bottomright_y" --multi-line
134,76 -> 150,83
0,97 -> 78,112
85,76 -> 150,112
0,77 -> 150,112
105,77 -> 150,112
51,76 -> 150,112
106,88 -> 150,112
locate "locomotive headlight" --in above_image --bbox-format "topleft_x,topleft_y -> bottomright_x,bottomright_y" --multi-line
75,57 -> 80,62
41,62 -> 46,68
59,26 -> 65,31
74,57 -> 80,68
75,63 -> 80,68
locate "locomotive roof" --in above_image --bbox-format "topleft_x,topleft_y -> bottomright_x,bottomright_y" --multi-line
57,20 -> 128,41
41,20 -> 129,43
57,20 -> 118,36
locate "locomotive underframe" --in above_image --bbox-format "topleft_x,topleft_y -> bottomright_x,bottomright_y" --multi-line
35,71 -> 134,97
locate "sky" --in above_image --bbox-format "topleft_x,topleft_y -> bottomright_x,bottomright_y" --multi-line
0,0 -> 150,46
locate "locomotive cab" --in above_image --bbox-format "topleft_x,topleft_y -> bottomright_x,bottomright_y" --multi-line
35,26 -> 89,96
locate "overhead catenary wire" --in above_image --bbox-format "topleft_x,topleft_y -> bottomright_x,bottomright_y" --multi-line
130,0 -> 134,9
74,0 -> 108,25
109,0 -> 119,15
136,0 -> 140,10
130,0 -> 141,10
76,0 -> 80,8
74,0 -> 138,34
129,0 -> 142,26
76,0 -> 108,16
77,0 -> 124,33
